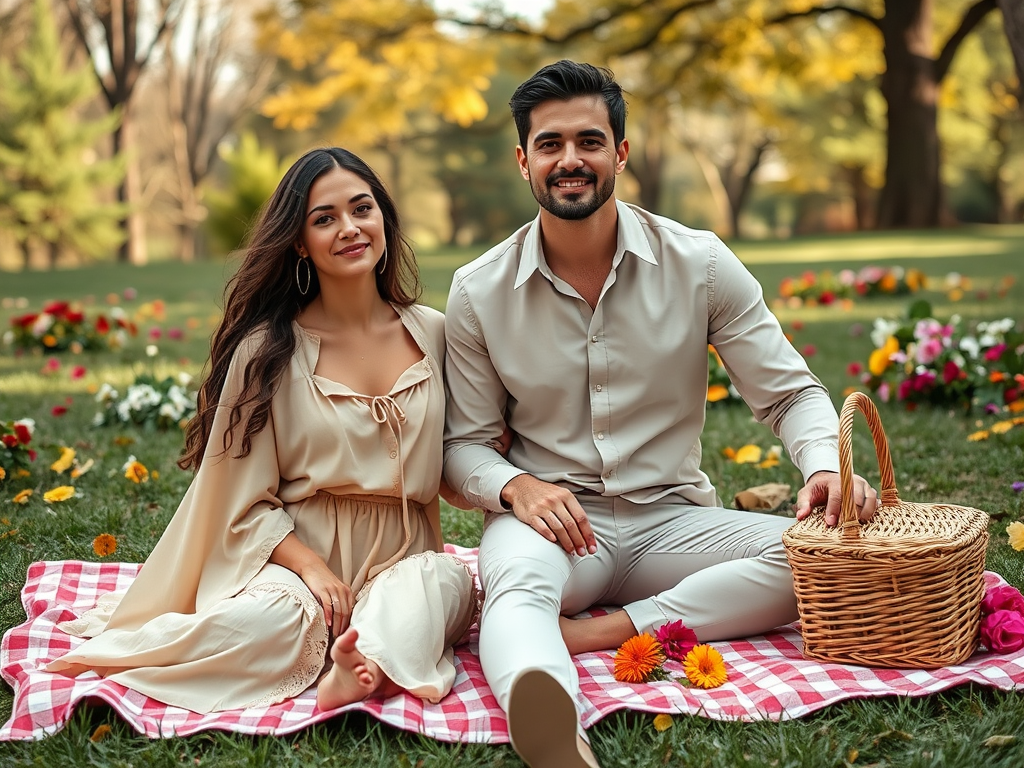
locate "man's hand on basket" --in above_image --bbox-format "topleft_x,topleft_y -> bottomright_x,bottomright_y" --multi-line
794,470 -> 878,527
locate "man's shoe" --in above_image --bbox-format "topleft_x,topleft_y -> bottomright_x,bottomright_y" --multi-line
508,669 -> 599,768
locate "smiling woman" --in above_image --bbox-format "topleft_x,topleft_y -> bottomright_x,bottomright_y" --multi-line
43,147 -> 483,719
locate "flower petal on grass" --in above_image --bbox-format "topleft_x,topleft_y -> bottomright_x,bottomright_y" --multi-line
50,446 -> 76,474
733,445 -> 763,464
70,458 -> 94,478
92,533 -> 117,557
43,486 -> 75,503
968,430 -> 990,442
1008,521 -> 1024,552
12,489 -> 32,504
653,714 -> 673,732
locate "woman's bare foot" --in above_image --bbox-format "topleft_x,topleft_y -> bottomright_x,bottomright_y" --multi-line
316,627 -> 384,710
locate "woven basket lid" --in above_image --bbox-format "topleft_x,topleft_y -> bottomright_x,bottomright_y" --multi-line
782,393 -> 988,555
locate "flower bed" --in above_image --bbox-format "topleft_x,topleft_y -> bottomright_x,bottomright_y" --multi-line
778,266 -> 926,307
0,418 -> 36,481
93,373 -> 197,431
857,301 -> 1024,412
4,301 -> 137,353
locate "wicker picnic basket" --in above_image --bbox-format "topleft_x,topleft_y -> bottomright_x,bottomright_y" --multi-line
782,392 -> 989,669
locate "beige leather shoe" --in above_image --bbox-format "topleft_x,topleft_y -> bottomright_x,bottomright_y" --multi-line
508,669 -> 600,768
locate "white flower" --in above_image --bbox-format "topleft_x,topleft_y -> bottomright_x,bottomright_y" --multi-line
959,336 -> 980,358
146,344 -> 159,357
988,318 -> 1015,335
2,330 -> 13,346
125,384 -> 161,410
122,455 -> 138,472
31,313 -> 54,337
871,318 -> 901,349
110,306 -> 127,321
109,329 -> 127,350
91,412 -> 105,427
176,372 -> 193,388
979,333 -> 999,348
115,400 -> 133,422
159,402 -> 183,420
95,383 -> 118,403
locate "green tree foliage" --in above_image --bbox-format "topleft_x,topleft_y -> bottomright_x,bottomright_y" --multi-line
203,131 -> 290,256
0,0 -> 125,268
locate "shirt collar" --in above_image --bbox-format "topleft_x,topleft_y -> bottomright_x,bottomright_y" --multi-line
514,199 -> 658,290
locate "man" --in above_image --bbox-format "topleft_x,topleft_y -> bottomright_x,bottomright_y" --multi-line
443,60 -> 877,768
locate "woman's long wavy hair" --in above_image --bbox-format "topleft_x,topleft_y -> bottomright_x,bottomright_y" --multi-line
178,147 -> 421,471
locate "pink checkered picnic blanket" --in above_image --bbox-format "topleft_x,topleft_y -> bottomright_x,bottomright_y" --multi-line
2,545 -> 1023,741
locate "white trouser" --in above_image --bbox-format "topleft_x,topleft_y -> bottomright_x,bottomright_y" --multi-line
476,492 -> 798,717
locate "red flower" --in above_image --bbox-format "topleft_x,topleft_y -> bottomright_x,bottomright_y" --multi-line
802,344 -> 817,357
980,610 -> 1024,654
70,365 -> 86,380
14,424 -> 31,444
847,362 -> 862,376
51,406 -> 68,417
64,310 -> 84,323
42,301 -> 69,316
96,315 -> 110,334
1004,387 -> 1020,405
819,291 -> 835,305
655,620 -> 699,662
791,320 -> 805,332
28,450 -> 37,462
2,434 -> 18,448
942,360 -> 961,385
12,313 -> 38,328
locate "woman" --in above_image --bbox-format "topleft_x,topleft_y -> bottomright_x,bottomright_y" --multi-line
48,147 -> 481,713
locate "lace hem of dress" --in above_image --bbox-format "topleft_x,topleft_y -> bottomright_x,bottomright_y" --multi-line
239,581 -> 329,709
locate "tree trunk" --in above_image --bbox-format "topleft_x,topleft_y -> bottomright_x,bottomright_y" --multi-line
844,165 -> 877,230
996,0 -> 1024,89
726,139 -> 769,240
113,111 -> 147,264
877,0 -> 942,228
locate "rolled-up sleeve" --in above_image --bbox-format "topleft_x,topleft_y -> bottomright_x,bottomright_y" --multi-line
707,239 -> 839,481
443,276 -> 526,511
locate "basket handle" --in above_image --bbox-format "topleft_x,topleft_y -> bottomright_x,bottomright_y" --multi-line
837,392 -> 901,537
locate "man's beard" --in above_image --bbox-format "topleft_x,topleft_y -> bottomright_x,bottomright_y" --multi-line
532,169 -> 615,221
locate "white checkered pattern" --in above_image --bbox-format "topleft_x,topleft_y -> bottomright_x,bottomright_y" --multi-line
2,547 -> 1022,741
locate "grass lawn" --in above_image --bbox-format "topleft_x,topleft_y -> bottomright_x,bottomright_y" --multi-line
1,225 -> 1023,766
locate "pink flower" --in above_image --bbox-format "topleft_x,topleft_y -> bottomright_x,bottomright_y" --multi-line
123,287 -> 137,301
802,344 -> 817,358
980,610 -> 1024,654
70,365 -> 86,380
878,381 -> 891,403
985,343 -> 1007,362
847,362 -> 862,376
148,327 -> 162,340
167,327 -> 183,340
42,357 -> 60,374
654,620 -> 699,662
981,586 -> 1024,616
915,338 -> 944,365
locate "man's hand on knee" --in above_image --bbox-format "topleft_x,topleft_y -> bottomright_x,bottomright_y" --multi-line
500,475 -> 598,557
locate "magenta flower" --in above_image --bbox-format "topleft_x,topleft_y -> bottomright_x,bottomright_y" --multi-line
981,585 -> 1024,616
654,620 -> 699,662
984,343 -> 1007,362
980,610 -> 1024,654
1013,481 -> 1024,493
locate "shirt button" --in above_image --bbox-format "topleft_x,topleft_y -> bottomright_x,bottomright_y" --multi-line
591,335 -> 599,343
595,384 -> 603,392
597,432 -> 604,440
389,451 -> 397,459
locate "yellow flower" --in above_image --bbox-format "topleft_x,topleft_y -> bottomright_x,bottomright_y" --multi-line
70,459 -> 94,478
89,724 -> 112,743
991,421 -> 1014,435
868,336 -> 900,377
967,430 -> 990,442
653,713 -> 673,732
683,644 -> 728,689
758,446 -> 782,469
12,489 -> 32,504
123,457 -> 149,484
43,486 -> 75,503
50,446 -> 76,474
1008,521 -> 1024,552
92,533 -> 117,557
707,384 -> 730,403
614,633 -> 666,684
0,466 -> 5,481
733,445 -> 762,464
15,468 -> 31,478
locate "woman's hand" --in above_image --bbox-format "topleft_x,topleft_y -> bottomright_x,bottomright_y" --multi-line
270,532 -> 352,635
298,559 -> 353,636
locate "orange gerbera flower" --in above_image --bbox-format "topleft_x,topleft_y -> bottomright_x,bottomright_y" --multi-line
683,644 -> 728,689
92,533 -> 117,557
613,633 -> 666,684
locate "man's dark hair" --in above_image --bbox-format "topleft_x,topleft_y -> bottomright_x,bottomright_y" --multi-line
509,60 -> 627,150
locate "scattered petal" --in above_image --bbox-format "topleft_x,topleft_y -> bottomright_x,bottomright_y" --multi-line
982,735 -> 1016,748
12,489 -> 32,504
92,533 -> 117,557
71,459 -> 94,479
707,384 -> 730,403
1008,522 -> 1024,552
50,446 -> 76,474
43,486 -> 75,503
733,445 -> 763,464
991,421 -> 1014,434
967,430 -> 990,442
653,714 -> 673,732
123,457 -> 149,484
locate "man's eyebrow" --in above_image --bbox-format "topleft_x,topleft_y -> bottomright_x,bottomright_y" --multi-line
532,128 -> 607,145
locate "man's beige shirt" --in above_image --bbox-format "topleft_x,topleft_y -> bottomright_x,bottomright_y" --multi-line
443,200 -> 839,512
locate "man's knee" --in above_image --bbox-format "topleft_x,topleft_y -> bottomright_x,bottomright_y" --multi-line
480,553 -> 570,608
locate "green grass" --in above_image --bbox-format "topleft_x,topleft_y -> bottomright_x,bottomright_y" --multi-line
1,227 -> 1023,766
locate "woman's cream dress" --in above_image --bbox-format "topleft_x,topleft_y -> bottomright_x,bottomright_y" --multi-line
46,304 -> 477,713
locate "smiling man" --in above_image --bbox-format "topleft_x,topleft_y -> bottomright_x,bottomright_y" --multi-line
442,60 -> 878,768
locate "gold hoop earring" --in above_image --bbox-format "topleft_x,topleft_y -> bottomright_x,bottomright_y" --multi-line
296,257 -> 312,296
377,246 -> 388,274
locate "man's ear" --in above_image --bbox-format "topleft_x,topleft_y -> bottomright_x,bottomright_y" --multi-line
615,139 -> 629,175
515,146 -> 530,181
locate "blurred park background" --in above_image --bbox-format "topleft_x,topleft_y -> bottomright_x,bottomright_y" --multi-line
1,0 -> 1023,272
